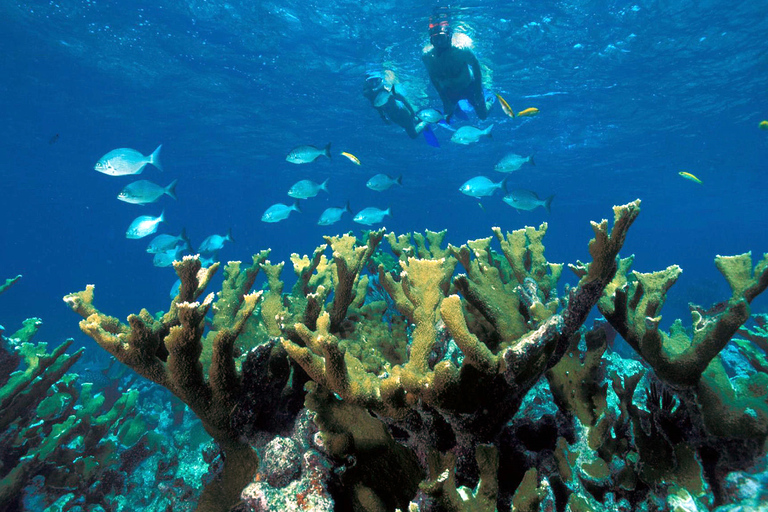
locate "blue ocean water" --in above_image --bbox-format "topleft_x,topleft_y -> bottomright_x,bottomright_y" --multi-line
1,0 -> 767,508
2,0 -> 767,339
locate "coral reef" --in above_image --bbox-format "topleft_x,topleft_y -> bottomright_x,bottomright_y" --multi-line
0,275 -> 161,512
64,253 -> 311,512
58,200 -> 768,512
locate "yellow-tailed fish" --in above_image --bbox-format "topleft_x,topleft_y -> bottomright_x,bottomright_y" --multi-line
760,120 -> 768,130
494,93 -> 515,118
679,171 -> 702,184
517,107 -> 539,117
341,152 -> 361,165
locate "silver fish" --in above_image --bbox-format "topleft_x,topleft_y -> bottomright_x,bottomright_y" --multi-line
198,229 -> 233,253
494,153 -> 535,173
450,124 -> 493,145
366,174 -> 402,191
288,178 -> 329,199
286,143 -> 332,164
126,211 -> 165,239
353,207 -> 391,226
147,230 -> 189,254
95,145 -> 162,176
417,108 -> 444,123
318,202 -> 352,226
199,253 -> 218,266
118,179 -> 177,204
153,247 -> 184,268
262,201 -> 301,223
503,190 -> 554,213
170,279 -> 181,299
459,176 -> 507,198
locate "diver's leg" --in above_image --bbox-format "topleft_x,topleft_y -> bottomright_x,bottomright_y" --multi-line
391,110 -> 420,138
468,88 -> 489,120
403,123 -> 419,138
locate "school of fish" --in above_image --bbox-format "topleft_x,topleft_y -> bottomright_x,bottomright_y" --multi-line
91,89 -> 559,293
93,144 -> 234,275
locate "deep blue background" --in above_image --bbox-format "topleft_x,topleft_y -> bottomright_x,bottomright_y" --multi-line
1,0 -> 767,349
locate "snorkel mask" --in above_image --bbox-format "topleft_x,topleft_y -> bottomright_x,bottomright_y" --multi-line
429,11 -> 452,50
365,73 -> 384,91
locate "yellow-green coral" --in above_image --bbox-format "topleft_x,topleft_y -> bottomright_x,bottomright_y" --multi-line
64,255 -> 262,512
304,382 -> 423,511
600,251 -> 768,389
450,238 -> 532,347
492,223 -> 563,302
283,201 -> 641,443
420,445 -> 499,512
259,260 -> 286,336
511,468 -> 548,512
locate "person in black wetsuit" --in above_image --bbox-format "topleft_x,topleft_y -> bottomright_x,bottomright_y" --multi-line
363,72 -> 427,139
422,13 -> 490,121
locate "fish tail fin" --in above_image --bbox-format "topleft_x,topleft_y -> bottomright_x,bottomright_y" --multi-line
544,195 -> 554,214
529,155 -> 536,166
345,200 -> 352,214
293,200 -> 302,214
484,124 -> 494,138
159,209 -> 166,223
500,176 -> 509,195
150,144 -> 163,171
396,175 -> 403,186
321,178 -> 330,193
165,179 -> 178,200
324,143 -> 332,159
226,227 -> 234,243
386,206 -> 392,217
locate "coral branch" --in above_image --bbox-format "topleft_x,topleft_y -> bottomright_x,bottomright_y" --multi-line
600,251 -> 768,387
0,274 -> 21,295
64,255 -> 264,512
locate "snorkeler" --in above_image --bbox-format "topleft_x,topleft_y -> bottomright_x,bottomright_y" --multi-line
422,13 -> 490,121
363,72 -> 428,139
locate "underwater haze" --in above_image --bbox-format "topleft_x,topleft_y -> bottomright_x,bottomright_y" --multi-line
2,0 -> 768,510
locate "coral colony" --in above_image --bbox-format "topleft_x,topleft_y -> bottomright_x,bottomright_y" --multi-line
3,200 -> 768,511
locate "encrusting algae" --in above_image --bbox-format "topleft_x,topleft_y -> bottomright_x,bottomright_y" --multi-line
51,199 -> 768,512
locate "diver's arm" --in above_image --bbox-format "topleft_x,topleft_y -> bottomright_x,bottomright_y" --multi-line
423,51 -> 455,119
466,51 -> 485,97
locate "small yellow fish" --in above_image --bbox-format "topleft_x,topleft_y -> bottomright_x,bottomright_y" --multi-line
340,152 -> 361,165
494,93 -> 515,118
517,107 -> 539,117
760,120 -> 768,130
679,171 -> 702,184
